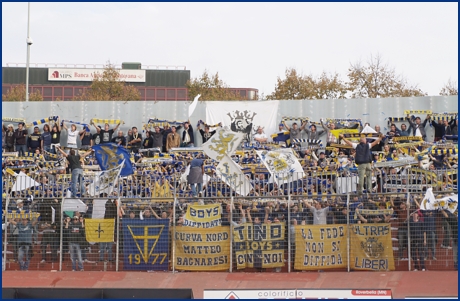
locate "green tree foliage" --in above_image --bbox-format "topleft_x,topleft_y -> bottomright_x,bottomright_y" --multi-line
2,84 -> 43,101
75,63 -> 141,101
186,70 -> 246,101
439,79 -> 458,96
266,68 -> 347,100
346,54 -> 426,98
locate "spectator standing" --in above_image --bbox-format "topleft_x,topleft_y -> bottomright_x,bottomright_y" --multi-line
127,127 -> 142,153
27,126 -> 41,153
407,114 -> 430,141
40,124 -> 52,154
4,124 -> 15,152
431,119 -> 452,141
50,120 -> 62,154
181,121 -> 195,147
63,122 -> 79,149
13,122 -> 28,156
151,126 -> 165,149
340,133 -> 383,195
409,211 -> 426,271
9,217 -> 38,271
79,126 -> 92,150
166,126 -> 180,152
304,200 -> 330,225
111,131 -> 126,146
93,122 -> 120,144
283,120 -> 306,146
64,215 -> 85,271
198,123 -> 218,144
187,158 -> 204,197
57,146 -> 92,197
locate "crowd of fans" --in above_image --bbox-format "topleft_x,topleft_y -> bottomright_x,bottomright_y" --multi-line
2,113 -> 457,271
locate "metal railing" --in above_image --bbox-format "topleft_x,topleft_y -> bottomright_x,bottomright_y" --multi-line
2,171 -> 457,273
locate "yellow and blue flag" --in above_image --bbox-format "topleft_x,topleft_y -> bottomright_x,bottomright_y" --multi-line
85,218 -> 115,243
92,143 -> 134,176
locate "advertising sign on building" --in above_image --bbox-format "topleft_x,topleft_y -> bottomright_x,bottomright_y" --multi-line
48,68 -> 146,82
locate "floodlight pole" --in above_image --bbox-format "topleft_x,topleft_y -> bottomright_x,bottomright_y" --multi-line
25,2 -> 31,102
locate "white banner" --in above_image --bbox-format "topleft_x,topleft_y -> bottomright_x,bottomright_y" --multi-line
216,154 -> 253,196
202,127 -> 245,161
11,171 -> 41,192
48,68 -> 146,82
256,148 -> 305,185
206,100 -> 279,143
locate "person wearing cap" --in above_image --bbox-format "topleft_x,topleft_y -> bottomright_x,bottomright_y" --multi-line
406,113 -> 430,141
9,217 -> 38,271
3,123 -> 15,152
13,122 -> 28,157
27,126 -> 42,153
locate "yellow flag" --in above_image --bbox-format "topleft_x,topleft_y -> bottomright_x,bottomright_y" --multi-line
350,223 -> 395,271
85,218 -> 115,243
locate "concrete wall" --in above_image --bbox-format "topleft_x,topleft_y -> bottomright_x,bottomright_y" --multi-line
2,96 -> 457,146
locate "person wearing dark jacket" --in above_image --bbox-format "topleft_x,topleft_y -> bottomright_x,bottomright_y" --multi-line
27,126 -> 41,153
340,133 -> 383,195
409,211 -> 426,271
181,121 -> 195,147
13,122 -> 28,156
64,215 -> 85,271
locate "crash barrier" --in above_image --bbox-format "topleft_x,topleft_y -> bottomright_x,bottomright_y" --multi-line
2,189 -> 457,273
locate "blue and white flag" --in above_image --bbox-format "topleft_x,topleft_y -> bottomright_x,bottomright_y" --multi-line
123,219 -> 170,271
92,143 -> 134,177
87,161 -> 123,197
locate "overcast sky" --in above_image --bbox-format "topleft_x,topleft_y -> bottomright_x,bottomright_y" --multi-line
2,2 -> 458,97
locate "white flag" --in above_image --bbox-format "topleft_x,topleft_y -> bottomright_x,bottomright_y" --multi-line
202,127 -> 244,161
62,198 -> 88,213
437,194 -> 458,213
206,100 -> 279,143
87,160 -> 123,197
11,171 -> 41,192
216,154 -> 253,196
420,188 -> 437,210
256,148 -> 305,185
189,94 -> 200,117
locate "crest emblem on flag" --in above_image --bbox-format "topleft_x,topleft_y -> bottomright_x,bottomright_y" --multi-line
228,110 -> 257,142
361,237 -> 384,259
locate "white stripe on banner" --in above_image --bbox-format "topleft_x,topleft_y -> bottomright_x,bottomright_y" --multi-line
206,100 -> 279,143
